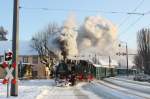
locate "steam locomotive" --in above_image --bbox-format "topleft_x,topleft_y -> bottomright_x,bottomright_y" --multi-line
54,58 -> 117,86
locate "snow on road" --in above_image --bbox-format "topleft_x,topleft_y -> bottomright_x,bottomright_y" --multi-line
35,85 -> 90,99
0,80 -> 100,99
112,76 -> 150,86
0,80 -> 54,99
96,80 -> 150,99
84,81 -> 150,99
104,77 -> 150,94
0,78 -> 150,99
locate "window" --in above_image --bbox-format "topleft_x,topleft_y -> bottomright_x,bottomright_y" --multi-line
32,56 -> 38,64
23,56 -> 28,63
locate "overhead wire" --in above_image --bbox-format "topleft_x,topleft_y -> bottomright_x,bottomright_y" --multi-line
118,0 -> 145,28
19,6 -> 145,15
103,0 -> 146,53
118,0 -> 145,41
119,15 -> 144,37
19,1 -> 149,55
104,15 -> 144,54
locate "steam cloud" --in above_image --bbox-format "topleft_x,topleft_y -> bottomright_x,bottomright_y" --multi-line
57,14 -> 78,58
48,15 -> 118,58
48,14 -> 78,59
78,16 -> 118,56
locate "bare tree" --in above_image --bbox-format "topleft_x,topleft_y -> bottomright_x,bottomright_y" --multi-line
0,26 -> 8,41
137,28 -> 150,75
31,23 -> 60,77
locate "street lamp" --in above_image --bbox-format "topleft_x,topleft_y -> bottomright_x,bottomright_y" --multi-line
118,41 -> 129,76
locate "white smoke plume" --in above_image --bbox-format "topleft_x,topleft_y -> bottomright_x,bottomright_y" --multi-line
48,15 -> 118,59
77,16 -> 118,56
49,14 -> 78,59
47,15 -> 136,67
59,15 -> 78,56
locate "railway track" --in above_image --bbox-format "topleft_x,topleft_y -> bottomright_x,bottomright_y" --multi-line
97,80 -> 150,99
104,78 -> 150,94
110,77 -> 150,87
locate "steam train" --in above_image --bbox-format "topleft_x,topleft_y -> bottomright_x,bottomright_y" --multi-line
55,58 -> 117,85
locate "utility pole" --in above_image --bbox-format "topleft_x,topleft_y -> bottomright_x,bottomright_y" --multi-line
109,56 -> 111,68
126,43 -> 129,76
11,0 -> 19,96
118,42 -> 129,76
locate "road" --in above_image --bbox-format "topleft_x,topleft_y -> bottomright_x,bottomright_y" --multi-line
0,78 -> 150,99
36,86 -> 90,99
35,78 -> 150,99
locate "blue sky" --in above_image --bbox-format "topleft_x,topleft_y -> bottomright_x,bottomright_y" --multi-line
0,0 -> 150,49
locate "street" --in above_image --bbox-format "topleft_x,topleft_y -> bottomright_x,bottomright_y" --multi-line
0,77 -> 150,99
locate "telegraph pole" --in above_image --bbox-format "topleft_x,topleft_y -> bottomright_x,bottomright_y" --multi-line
109,56 -> 111,68
118,42 -> 129,76
11,0 -> 19,96
126,43 -> 129,76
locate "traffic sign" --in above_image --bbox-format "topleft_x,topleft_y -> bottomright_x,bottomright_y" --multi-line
2,61 -> 16,84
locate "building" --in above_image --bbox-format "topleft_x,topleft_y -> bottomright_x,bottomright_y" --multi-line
0,41 -> 48,79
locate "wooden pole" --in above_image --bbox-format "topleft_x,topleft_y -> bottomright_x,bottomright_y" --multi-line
11,0 -> 19,96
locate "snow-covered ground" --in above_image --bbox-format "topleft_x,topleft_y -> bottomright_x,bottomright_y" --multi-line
104,77 -> 150,94
0,79 -> 100,99
0,78 -> 150,99
111,76 -> 150,86
0,80 -> 55,99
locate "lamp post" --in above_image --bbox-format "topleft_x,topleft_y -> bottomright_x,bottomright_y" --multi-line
118,41 -> 129,76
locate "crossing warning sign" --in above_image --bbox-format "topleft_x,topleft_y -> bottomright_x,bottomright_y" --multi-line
2,61 -> 16,84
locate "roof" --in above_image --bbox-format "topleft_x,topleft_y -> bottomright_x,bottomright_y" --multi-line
68,56 -> 118,68
92,64 -> 102,67
92,64 -> 115,68
0,41 -> 38,56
